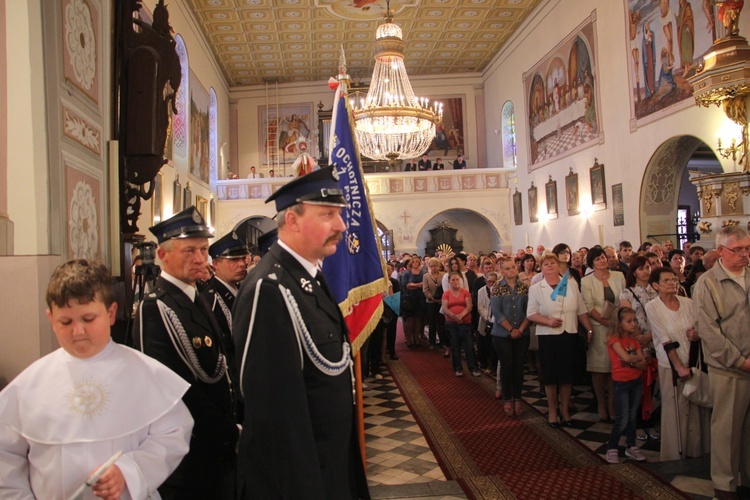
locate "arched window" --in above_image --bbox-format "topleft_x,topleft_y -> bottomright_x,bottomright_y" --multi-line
501,101 -> 517,169
172,34 -> 189,160
209,88 -> 218,183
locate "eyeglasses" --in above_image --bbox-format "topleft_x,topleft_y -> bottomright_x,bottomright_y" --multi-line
721,245 -> 750,255
659,277 -> 679,284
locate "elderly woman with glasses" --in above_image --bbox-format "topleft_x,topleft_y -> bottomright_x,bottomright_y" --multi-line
645,267 -> 711,461
527,253 -> 594,427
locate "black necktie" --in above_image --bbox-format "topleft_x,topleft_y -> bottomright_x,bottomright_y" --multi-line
316,271 -> 336,301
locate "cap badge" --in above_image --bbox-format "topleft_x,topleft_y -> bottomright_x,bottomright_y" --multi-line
331,167 -> 340,181
232,232 -> 238,240
192,210 -> 201,223
300,277 -> 313,293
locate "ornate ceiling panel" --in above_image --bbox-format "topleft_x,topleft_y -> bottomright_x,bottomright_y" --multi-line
184,0 -> 542,87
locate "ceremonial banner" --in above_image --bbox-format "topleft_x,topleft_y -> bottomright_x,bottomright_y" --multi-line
323,82 -> 388,354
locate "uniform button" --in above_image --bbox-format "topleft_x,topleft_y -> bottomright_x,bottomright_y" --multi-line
328,333 -> 333,339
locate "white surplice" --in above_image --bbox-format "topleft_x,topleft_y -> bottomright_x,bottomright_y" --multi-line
0,340 -> 193,499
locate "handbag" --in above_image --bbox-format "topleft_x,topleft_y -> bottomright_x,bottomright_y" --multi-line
682,347 -> 712,408
600,300 -> 616,320
484,321 -> 493,335
400,293 -> 417,314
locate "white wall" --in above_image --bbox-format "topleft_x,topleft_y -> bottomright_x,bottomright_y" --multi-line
139,1 -> 232,240
230,73 -> 485,177
482,0 -> 746,250
6,0 -> 48,255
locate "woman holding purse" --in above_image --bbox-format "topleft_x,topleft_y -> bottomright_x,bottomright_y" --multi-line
645,267 -> 711,461
581,246 -> 626,422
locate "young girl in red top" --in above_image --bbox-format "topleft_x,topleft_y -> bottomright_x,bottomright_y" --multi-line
606,307 -> 647,464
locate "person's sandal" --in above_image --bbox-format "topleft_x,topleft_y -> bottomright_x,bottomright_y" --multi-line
503,402 -> 514,416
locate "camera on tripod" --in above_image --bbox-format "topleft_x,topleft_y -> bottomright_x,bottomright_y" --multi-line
136,241 -> 157,266
132,241 -> 160,302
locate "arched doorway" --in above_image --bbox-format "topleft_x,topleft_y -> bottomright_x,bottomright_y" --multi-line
416,209 -> 502,256
639,136 -> 722,248
232,215 -> 276,255
375,220 -> 394,261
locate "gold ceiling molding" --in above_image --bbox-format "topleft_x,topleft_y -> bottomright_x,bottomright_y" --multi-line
184,0 -> 542,87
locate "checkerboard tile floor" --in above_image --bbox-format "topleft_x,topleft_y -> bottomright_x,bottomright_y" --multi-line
364,351 -> 713,500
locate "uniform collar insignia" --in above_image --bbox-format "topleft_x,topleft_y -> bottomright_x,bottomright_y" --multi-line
300,277 -> 313,293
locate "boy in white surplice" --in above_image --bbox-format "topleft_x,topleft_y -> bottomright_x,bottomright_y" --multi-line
0,260 -> 193,499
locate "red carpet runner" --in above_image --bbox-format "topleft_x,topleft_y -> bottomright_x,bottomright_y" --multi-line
387,324 -> 687,499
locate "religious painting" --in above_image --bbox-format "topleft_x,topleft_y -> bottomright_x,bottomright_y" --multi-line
565,168 -> 580,215
546,176 -> 558,220
426,96 -> 466,159
196,196 -> 208,222
513,188 -> 523,226
259,103 -> 314,166
65,157 -> 102,261
528,182 -> 538,223
183,182 -> 192,210
152,171 -> 163,226
173,175 -> 181,214
523,12 -> 603,171
209,195 -> 216,227
190,70 -> 210,186
613,183 -> 625,226
590,159 -> 607,211
625,0 -> 718,130
61,0 -> 101,105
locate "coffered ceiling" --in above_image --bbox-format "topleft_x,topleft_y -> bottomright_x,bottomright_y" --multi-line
184,0 -> 542,88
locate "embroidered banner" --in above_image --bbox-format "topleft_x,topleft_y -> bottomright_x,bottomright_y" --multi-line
323,81 -> 388,354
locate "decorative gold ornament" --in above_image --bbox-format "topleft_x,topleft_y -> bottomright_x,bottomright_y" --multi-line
723,219 -> 740,227
698,220 -> 713,234
724,181 -> 741,211
437,243 -> 453,256
703,188 -> 715,212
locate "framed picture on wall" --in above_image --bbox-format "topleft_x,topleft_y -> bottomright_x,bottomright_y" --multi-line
565,168 -> 579,216
545,175 -> 558,219
196,196 -> 208,221
152,172 -> 163,226
513,188 -> 523,226
184,182 -> 192,210
590,159 -> 607,211
528,182 -> 538,223
173,175 -> 182,214
612,183 -> 624,226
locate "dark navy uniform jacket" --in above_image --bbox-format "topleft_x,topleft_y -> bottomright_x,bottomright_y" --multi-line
232,244 -> 369,500
134,276 -> 238,498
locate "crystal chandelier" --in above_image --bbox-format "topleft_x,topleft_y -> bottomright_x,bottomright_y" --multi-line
352,2 -> 442,165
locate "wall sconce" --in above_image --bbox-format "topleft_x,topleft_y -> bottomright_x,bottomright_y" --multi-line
717,136 -> 746,168
580,203 -> 595,219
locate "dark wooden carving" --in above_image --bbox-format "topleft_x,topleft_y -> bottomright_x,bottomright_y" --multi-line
117,0 -> 181,234
424,223 -> 463,257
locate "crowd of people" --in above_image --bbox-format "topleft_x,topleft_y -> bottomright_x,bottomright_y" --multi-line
382,230 -> 749,499
1,208 -> 748,499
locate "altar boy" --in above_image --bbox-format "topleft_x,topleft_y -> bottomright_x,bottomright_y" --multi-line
0,259 -> 193,499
